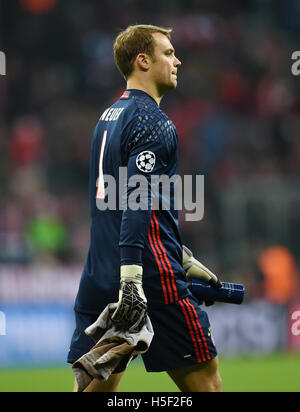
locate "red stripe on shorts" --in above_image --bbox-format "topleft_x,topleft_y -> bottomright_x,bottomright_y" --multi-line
185,298 -> 211,361
182,298 -> 207,362
179,300 -> 202,363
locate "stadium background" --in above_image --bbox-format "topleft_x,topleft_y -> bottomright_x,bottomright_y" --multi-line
0,0 -> 300,392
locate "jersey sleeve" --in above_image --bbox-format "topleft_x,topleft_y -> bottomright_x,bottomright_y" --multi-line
119,113 -> 171,266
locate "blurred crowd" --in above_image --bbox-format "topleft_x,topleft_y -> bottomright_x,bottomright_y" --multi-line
0,0 -> 300,303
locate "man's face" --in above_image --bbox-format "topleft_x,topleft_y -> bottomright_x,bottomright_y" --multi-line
149,32 -> 182,94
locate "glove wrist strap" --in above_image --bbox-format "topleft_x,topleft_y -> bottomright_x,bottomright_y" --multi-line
121,264 -> 143,283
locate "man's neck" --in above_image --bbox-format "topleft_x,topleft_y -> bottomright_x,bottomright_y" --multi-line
126,79 -> 162,106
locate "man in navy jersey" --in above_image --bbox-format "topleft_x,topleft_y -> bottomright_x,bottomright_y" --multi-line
68,24 -> 222,392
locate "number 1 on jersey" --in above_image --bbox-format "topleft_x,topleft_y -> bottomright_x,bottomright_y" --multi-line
96,130 -> 107,199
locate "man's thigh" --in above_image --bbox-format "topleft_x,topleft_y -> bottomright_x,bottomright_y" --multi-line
167,356 -> 222,392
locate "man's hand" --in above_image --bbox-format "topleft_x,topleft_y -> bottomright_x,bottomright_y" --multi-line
183,245 -> 222,306
111,265 -> 147,333
182,245 -> 222,289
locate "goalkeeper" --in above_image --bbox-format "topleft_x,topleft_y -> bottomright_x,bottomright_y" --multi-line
67,24 -> 222,393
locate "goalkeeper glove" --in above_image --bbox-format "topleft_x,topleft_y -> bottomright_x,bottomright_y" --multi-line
111,265 -> 147,333
183,245 -> 222,306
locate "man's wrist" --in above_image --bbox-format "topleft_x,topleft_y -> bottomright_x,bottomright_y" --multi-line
120,264 -> 143,283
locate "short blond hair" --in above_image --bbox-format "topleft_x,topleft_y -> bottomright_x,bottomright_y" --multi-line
114,24 -> 172,80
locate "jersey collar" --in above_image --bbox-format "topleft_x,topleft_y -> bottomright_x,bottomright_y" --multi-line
125,89 -> 159,106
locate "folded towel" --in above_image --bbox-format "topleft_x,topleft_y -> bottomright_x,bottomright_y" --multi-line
72,303 -> 154,392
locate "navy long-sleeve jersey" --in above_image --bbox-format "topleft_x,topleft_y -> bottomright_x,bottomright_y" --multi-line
74,89 -> 192,314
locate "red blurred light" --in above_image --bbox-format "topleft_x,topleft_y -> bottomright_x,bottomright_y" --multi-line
19,0 -> 58,14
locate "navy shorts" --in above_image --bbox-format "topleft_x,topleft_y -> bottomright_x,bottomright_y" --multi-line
67,295 -> 217,372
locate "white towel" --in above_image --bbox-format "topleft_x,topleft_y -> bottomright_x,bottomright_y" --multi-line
72,303 -> 154,392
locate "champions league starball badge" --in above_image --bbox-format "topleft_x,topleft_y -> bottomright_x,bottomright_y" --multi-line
136,151 -> 156,173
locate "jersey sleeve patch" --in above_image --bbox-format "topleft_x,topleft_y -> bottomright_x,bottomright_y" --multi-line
136,151 -> 156,173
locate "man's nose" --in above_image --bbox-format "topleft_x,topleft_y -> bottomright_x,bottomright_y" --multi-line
174,56 -> 182,67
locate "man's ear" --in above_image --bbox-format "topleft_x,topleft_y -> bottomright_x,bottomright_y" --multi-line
135,53 -> 150,72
